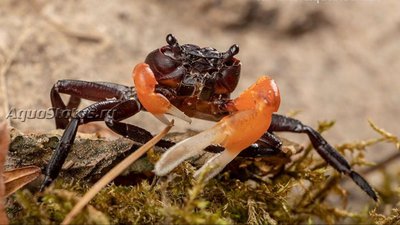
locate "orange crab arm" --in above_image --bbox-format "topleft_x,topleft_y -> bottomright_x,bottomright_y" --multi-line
133,63 -> 191,124
154,76 -> 280,180
219,76 -> 280,152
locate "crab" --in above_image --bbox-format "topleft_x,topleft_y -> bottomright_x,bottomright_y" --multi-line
41,34 -> 377,201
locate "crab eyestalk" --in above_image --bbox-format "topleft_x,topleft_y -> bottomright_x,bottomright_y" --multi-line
133,63 -> 191,125
223,44 -> 239,62
166,34 -> 181,56
154,76 -> 280,181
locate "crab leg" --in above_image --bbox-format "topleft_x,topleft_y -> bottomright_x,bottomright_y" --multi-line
269,114 -> 378,201
133,63 -> 191,125
154,76 -> 280,181
41,99 -> 123,190
50,80 -> 132,129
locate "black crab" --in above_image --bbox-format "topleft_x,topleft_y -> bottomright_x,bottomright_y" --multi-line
41,34 -> 377,201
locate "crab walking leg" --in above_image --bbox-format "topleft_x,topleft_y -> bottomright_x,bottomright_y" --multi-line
155,76 -> 281,180
50,80 -> 132,129
269,114 -> 378,201
133,63 -> 191,125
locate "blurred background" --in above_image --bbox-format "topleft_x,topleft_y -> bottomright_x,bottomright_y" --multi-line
0,0 -> 399,187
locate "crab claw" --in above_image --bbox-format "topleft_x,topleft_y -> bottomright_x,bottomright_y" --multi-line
133,63 -> 192,125
154,76 -> 280,181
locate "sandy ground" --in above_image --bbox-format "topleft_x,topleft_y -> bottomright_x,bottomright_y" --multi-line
0,0 -> 399,176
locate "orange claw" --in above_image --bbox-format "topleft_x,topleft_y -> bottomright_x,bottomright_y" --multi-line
218,75 -> 280,153
133,63 -> 191,124
154,76 -> 280,180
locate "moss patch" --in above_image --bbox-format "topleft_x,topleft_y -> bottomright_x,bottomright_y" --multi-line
7,121 -> 400,224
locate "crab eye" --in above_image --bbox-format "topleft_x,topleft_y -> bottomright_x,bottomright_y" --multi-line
222,44 -> 239,67
166,34 -> 178,46
228,44 -> 239,57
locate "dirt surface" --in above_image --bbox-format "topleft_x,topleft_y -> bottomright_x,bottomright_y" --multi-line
0,0 -> 399,162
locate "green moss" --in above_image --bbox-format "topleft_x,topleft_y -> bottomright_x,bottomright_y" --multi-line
6,121 -> 400,224
11,186 -> 108,224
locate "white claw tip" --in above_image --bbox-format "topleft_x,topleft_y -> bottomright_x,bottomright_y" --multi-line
155,115 -> 174,126
166,105 -> 192,124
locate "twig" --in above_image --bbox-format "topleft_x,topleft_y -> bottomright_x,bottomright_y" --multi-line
361,151 -> 400,176
61,122 -> 173,225
0,26 -> 33,124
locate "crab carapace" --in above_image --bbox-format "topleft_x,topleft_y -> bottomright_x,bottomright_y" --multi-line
42,34 -> 377,201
